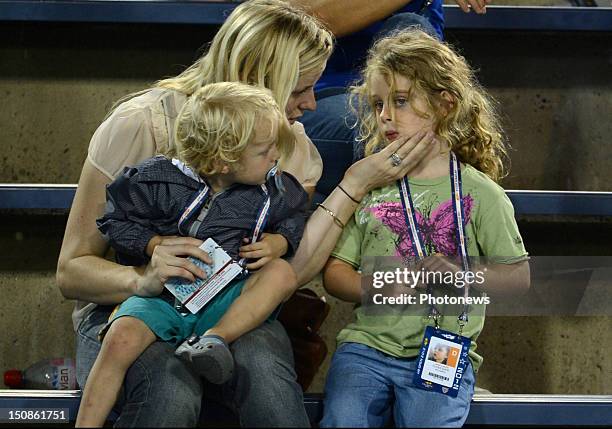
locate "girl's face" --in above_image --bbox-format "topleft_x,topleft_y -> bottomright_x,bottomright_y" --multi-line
370,72 -> 435,144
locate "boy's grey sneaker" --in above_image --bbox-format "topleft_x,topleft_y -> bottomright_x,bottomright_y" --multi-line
175,334 -> 234,384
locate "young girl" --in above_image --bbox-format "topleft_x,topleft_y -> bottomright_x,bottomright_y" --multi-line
321,29 -> 530,427
76,82 -> 308,427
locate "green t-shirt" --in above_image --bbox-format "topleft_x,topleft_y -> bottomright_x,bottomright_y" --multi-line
331,164 -> 528,372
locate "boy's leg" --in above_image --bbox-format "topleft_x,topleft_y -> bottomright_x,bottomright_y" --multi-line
177,259 -> 297,384
320,342 -> 393,428
392,359 -> 475,427
76,303 -> 203,427
207,258 -> 296,342
76,316 -> 156,427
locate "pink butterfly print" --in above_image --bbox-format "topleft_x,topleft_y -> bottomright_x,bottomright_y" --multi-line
368,195 -> 474,262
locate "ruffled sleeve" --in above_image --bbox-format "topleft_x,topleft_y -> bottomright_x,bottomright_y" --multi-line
280,121 -> 323,189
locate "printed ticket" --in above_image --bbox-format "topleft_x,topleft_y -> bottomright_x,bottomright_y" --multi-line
165,238 -> 242,313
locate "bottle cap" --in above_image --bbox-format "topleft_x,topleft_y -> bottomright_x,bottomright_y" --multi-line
3,370 -> 23,388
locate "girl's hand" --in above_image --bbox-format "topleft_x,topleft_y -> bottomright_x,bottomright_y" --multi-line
341,130 -> 437,201
239,233 -> 288,270
136,236 -> 212,297
419,253 -> 463,277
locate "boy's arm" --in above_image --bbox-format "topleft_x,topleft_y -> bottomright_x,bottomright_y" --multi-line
323,257 -> 362,303
96,169 -> 162,264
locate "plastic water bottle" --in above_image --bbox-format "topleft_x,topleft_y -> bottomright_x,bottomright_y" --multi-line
3,358 -> 77,390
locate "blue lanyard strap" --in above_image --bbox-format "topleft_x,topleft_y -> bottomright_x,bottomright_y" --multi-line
398,178 -> 426,260
178,185 -> 210,236
396,152 -> 470,332
178,183 -> 271,272
238,184 -> 271,270
449,152 -> 470,332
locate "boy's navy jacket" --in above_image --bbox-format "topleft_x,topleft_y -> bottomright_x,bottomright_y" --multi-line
97,156 -> 309,266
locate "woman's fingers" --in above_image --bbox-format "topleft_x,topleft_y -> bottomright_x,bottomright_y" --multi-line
378,130 -> 436,178
159,239 -> 212,265
152,244 -> 210,279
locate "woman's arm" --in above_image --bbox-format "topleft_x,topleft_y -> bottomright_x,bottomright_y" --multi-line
56,160 -> 211,305
292,131 -> 436,285
323,257 -> 362,303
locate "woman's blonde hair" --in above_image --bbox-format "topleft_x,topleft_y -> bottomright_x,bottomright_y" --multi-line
157,0 -> 333,110
175,82 -> 295,176
353,29 -> 508,182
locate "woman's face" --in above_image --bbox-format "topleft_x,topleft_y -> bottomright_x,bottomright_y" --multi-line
369,72 -> 435,144
285,65 -> 325,125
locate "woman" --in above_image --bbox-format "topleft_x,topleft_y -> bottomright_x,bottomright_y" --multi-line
56,0 -> 434,426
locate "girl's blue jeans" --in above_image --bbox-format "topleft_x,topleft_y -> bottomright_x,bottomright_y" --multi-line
321,342 -> 475,428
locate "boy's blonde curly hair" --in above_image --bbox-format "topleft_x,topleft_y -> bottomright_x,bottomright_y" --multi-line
175,82 -> 295,176
353,29 -> 509,182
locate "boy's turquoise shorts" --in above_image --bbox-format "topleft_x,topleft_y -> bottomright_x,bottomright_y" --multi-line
104,277 -> 277,347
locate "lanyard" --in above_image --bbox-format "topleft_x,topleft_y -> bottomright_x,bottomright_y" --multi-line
397,152 -> 470,334
238,184 -> 271,269
178,183 -> 272,272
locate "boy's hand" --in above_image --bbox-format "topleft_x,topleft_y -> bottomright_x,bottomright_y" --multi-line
239,233 -> 288,270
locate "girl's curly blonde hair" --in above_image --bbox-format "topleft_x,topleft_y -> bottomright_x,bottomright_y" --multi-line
175,82 -> 295,176
353,29 -> 508,182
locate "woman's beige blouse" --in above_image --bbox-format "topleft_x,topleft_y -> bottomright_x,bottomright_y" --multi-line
88,88 -> 323,188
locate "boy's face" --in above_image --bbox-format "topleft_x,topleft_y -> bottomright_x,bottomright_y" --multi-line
232,115 -> 280,185
370,72 -> 435,144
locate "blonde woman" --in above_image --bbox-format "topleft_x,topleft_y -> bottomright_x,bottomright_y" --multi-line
57,1 -> 434,426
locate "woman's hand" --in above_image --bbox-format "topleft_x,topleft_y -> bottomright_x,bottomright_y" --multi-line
340,130 -> 437,201
136,236 -> 212,297
239,233 -> 289,270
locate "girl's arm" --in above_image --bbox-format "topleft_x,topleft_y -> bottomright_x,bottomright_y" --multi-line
56,160 -> 211,305
474,260 -> 530,298
323,257 -> 362,303
421,254 -> 530,298
292,131 -> 436,285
